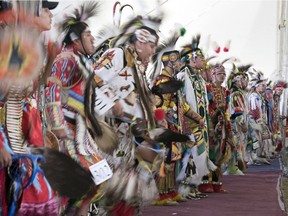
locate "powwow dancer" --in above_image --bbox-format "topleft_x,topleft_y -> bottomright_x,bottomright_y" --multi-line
226,65 -> 249,175
177,35 -> 217,196
45,2 -> 113,215
271,80 -> 287,153
149,25 -> 192,205
206,61 -> 233,191
248,69 -> 271,165
90,10 -> 176,215
0,1 -> 60,215
238,65 -> 257,165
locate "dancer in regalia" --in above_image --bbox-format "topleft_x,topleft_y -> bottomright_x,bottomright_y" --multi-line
177,35 -> 217,195
226,65 -> 251,174
271,80 -> 287,153
45,2 -> 109,215
150,26 -> 194,204
248,69 -> 271,165
90,11 -> 171,216
206,61 -> 233,191
0,1 -> 59,215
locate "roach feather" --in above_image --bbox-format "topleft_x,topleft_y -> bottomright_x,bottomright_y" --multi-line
237,64 -> 253,73
78,1 -> 100,22
60,1 -> 100,33
112,16 -> 143,46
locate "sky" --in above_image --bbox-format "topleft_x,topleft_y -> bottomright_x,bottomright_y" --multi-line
51,0 -> 280,79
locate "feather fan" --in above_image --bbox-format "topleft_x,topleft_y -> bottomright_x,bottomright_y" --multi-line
151,79 -> 183,94
30,148 -> 94,199
148,128 -> 190,143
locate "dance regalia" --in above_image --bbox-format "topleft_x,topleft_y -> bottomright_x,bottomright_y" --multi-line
271,81 -> 287,151
152,70 -> 184,203
264,90 -> 275,155
206,82 -> 232,179
248,90 -> 271,159
93,46 -> 161,215
46,46 -> 103,167
177,66 -> 214,188
0,123 -> 8,216
0,88 -> 58,216
0,30 -> 58,215
45,46 -> 105,213
228,86 -> 248,173
17,97 -> 58,216
273,95 -> 280,133
272,93 -> 282,151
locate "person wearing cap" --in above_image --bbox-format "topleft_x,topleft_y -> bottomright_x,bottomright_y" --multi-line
176,35 -> 217,194
206,62 -> 232,192
0,1 -> 59,215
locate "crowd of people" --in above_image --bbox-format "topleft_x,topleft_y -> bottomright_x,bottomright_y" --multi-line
0,1 -> 287,216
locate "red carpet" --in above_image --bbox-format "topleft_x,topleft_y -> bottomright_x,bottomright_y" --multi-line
142,159 -> 286,216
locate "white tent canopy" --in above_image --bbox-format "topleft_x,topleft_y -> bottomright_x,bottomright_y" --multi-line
52,0 -> 279,77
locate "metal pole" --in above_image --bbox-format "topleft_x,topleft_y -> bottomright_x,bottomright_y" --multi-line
278,0 -> 288,149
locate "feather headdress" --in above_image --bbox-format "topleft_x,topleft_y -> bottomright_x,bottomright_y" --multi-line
266,80 -> 273,90
112,14 -> 163,47
248,68 -> 267,88
268,70 -> 287,90
180,34 -> 203,68
58,1 -> 100,45
180,34 -> 202,58
273,80 -> 287,90
226,63 -> 241,89
210,58 -> 232,74
109,0 -> 164,47
149,23 -> 186,82
203,55 -> 216,70
238,64 -> 252,78
93,2 -> 134,60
